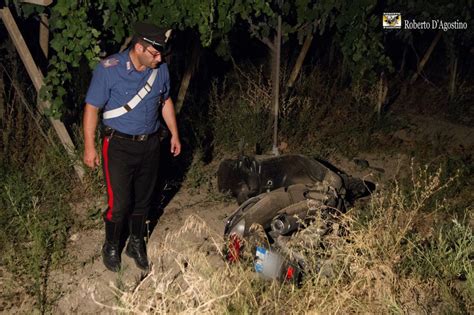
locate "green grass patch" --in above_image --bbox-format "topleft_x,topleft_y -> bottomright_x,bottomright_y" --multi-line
0,146 -> 75,313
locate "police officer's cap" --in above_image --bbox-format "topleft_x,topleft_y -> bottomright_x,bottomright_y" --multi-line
133,22 -> 171,52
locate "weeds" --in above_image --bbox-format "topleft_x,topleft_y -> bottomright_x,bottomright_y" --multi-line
183,149 -> 213,192
0,147 -> 74,313
210,71 -> 273,154
208,65 -> 407,159
0,52 -> 75,312
90,162 -> 472,314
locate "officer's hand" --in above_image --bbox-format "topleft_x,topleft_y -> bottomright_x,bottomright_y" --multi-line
84,147 -> 100,168
170,136 -> 181,157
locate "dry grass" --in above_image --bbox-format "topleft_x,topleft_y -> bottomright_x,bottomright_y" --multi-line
90,162 -> 472,314
210,64 -> 274,153
208,64 -> 399,158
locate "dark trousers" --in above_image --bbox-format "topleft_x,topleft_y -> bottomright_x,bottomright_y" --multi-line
101,134 -> 160,223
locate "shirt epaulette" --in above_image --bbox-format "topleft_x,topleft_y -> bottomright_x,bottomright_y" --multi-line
101,57 -> 120,68
85,49 -> 170,135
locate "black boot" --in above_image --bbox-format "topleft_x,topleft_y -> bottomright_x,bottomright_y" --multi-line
126,215 -> 149,270
102,220 -> 123,272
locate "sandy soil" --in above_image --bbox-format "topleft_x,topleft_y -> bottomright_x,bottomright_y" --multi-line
47,190 -> 235,314
1,113 -> 472,314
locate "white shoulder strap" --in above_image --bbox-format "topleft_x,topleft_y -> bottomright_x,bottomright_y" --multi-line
103,69 -> 158,120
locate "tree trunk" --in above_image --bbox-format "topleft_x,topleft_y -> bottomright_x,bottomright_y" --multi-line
286,34 -> 313,88
39,13 -> 49,58
399,45 -> 407,75
0,68 -> 5,157
176,35 -> 201,114
339,57 -> 348,86
0,69 -> 4,121
375,72 -> 388,117
328,37 -> 335,67
449,55 -> 458,99
119,36 -> 132,52
410,31 -> 442,84
271,15 -> 282,156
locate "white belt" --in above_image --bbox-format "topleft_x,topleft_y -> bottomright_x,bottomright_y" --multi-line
103,69 -> 158,119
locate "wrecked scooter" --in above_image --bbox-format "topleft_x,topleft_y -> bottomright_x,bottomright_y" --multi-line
218,154 -> 374,282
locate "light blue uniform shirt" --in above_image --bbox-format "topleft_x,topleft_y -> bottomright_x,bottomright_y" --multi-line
85,49 -> 170,135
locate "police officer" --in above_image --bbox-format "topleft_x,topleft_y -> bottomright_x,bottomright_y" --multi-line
83,22 -> 181,272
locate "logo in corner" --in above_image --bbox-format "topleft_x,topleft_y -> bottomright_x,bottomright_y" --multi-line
383,13 -> 401,29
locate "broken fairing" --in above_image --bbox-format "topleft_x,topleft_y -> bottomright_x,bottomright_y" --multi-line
220,154 -> 375,282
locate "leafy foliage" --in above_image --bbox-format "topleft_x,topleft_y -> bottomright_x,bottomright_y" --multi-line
38,0 -> 401,118
42,1 -> 101,118
33,0 -> 472,118
333,1 -> 393,82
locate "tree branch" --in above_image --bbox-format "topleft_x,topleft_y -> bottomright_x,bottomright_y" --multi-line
248,21 -> 275,51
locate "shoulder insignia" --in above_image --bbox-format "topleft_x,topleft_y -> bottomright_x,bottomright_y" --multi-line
101,58 -> 120,68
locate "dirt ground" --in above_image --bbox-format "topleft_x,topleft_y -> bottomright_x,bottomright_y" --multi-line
50,191 -> 236,314
1,113 -> 472,314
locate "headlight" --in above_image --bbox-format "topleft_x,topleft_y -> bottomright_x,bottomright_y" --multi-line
229,218 -> 246,236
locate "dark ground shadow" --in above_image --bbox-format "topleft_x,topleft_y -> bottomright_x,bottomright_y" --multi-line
146,133 -> 195,237
110,134 -> 192,249
115,134 -> 194,249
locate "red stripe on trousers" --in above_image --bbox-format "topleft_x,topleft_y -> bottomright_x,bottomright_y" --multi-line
103,137 -> 114,221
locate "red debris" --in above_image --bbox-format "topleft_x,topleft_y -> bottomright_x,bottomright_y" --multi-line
285,266 -> 294,280
226,234 -> 242,263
